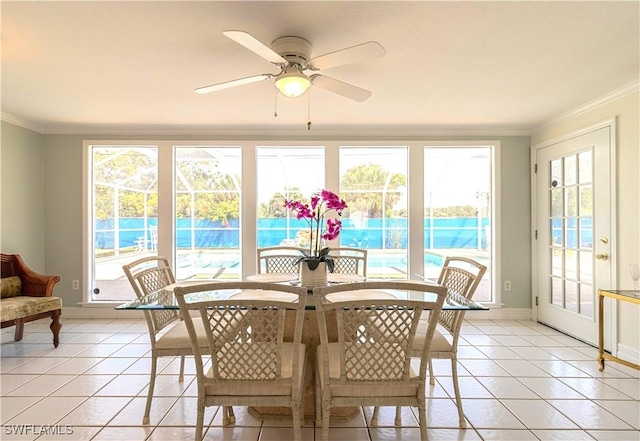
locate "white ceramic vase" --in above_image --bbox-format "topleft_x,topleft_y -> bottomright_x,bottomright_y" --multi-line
299,261 -> 328,288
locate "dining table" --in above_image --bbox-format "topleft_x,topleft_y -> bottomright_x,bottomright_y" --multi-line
116,277 -> 487,423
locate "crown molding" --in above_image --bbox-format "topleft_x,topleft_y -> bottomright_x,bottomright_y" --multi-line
533,79 -> 639,133
0,119 -> 532,138
0,112 -> 46,133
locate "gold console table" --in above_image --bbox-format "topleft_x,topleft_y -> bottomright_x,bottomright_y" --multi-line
597,289 -> 640,372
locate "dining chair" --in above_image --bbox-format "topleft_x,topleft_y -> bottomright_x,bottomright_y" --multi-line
312,281 -> 446,441
122,256 -> 234,426
372,256 -> 487,428
174,281 -> 308,441
256,246 -> 305,275
328,247 -> 367,277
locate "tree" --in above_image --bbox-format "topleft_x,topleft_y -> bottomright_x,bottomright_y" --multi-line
258,189 -> 306,218
176,158 -> 241,221
340,163 -> 406,218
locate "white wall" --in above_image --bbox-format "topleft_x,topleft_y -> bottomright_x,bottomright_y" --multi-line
532,90 -> 640,359
32,132 -> 531,312
0,121 -> 47,271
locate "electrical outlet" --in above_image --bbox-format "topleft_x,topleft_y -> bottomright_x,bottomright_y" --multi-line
504,280 -> 512,291
72,280 -> 80,290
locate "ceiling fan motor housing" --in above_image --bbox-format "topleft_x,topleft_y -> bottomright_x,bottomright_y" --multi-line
271,36 -> 313,66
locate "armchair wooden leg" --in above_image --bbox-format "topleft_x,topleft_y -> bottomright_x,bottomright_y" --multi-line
14,319 -> 24,341
50,311 -> 62,347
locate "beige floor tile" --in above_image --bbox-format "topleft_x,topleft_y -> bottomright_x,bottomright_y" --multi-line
458,399 -> 526,429
586,430 -> 640,440
84,357 -> 139,375
0,374 -> 38,394
314,427 -> 370,441
475,429 -> 538,440
108,396 -> 177,426
6,374 -> 76,396
0,396 -> 43,424
516,377 -> 585,399
500,399 -> 578,429
5,396 -> 86,426
531,429 -> 594,440
594,400 -> 640,430
478,377 -> 540,399
557,377 -> 636,400
50,374 -> 115,397
548,399 -> 634,430
57,396 -> 133,426
258,426 -> 315,440
91,426 -> 154,440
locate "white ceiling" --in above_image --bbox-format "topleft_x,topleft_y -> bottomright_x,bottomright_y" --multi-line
2,1 -> 638,135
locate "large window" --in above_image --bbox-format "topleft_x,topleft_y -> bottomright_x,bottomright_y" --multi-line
424,146 -> 493,302
90,145 -> 158,301
85,141 -> 498,306
339,147 -> 408,279
174,146 -> 242,281
256,146 -> 325,247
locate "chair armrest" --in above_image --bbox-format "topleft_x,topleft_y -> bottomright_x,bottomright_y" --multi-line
13,255 -> 61,297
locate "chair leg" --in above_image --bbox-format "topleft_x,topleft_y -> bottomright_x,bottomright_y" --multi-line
178,355 -> 185,382
292,405 -> 302,441
315,367 -> 322,426
418,400 -> 428,441
451,358 -> 466,429
394,406 -> 402,426
428,358 -> 435,385
222,406 -> 235,425
50,312 -> 62,347
371,406 -> 379,426
13,319 -> 24,341
143,356 -> 158,424
321,399 -> 330,441
195,399 -> 205,441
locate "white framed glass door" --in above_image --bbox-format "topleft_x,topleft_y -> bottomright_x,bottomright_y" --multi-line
535,125 -> 613,344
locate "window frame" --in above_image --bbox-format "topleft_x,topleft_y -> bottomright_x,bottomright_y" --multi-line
83,139 -> 500,308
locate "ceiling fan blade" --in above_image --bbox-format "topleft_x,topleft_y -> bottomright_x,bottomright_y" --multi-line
311,75 -> 372,102
223,30 -> 287,65
309,41 -> 385,71
195,74 -> 273,94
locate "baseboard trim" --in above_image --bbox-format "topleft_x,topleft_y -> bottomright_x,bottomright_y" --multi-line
62,306 -> 144,320
617,343 -> 640,365
465,307 -> 532,320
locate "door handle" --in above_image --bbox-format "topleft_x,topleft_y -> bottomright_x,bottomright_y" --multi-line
595,253 -> 609,261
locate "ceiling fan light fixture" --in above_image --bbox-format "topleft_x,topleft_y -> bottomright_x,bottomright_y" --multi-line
275,68 -> 310,97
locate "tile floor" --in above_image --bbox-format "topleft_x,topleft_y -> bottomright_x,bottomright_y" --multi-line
1,318 -> 638,441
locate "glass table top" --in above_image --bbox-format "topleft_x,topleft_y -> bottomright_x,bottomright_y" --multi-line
116,280 -> 488,311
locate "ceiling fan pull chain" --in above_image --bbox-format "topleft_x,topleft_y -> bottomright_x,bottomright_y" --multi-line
307,89 -> 312,130
274,86 -> 278,117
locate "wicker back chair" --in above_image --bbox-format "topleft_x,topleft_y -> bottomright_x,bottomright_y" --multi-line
123,256 -> 235,425
313,281 -> 445,441
328,247 -> 367,277
373,256 -> 487,428
174,281 -> 308,441
257,246 -> 305,275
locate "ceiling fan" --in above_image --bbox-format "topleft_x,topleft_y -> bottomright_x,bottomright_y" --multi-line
195,31 -> 385,102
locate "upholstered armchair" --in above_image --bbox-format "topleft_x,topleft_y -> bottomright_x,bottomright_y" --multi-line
1,253 -> 62,346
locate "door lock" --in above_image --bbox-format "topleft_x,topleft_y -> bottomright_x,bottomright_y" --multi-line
595,253 -> 609,261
